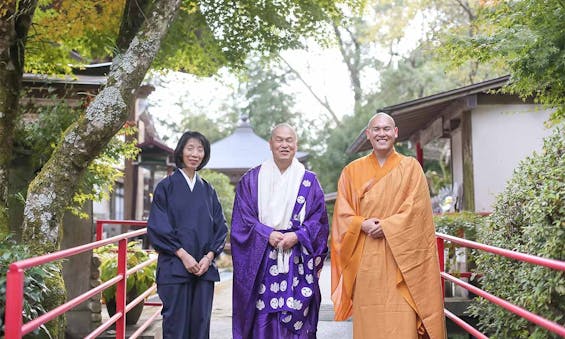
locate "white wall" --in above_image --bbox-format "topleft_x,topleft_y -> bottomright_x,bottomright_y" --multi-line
92,199 -> 110,220
471,105 -> 554,212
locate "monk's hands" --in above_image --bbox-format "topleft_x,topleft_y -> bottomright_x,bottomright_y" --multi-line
176,248 -> 200,274
269,231 -> 298,250
278,232 -> 298,250
361,218 -> 385,239
269,231 -> 284,247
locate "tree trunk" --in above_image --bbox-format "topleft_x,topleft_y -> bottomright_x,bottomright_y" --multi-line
333,22 -> 363,115
22,0 -> 182,250
17,2 -> 181,336
0,0 -> 38,234
116,0 -> 154,52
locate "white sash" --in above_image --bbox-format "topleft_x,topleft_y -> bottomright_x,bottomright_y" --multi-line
258,157 -> 305,273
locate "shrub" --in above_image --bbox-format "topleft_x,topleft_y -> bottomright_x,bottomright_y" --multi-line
94,241 -> 156,303
0,234 -> 61,337
467,126 -> 564,338
200,169 -> 234,240
434,211 -> 486,274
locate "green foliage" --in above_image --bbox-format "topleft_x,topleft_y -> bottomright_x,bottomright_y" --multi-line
0,234 -> 61,337
94,241 -> 156,303
197,0 -> 361,69
434,211 -> 484,241
434,212 -> 486,274
376,44 -> 465,106
425,152 -> 452,197
159,113 -> 233,145
467,125 -> 565,338
309,112 -> 370,193
441,0 -> 565,124
15,96 -> 139,218
27,0 -> 124,74
155,3 -> 227,76
241,56 -> 307,141
305,2 -> 480,195
199,169 -> 235,239
72,124 -> 140,218
16,93 -> 79,168
26,0 -> 363,75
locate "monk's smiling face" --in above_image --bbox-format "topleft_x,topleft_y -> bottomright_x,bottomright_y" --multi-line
269,125 -> 297,171
365,114 -> 398,157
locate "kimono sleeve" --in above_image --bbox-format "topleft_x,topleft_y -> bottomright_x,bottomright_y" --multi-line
294,176 -> 329,260
206,186 -> 228,258
231,172 -> 273,241
147,180 -> 182,255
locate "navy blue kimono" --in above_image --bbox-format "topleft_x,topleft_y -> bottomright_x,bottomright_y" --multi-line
147,169 -> 228,339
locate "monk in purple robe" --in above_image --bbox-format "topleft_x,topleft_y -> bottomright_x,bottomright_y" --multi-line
231,123 -> 329,339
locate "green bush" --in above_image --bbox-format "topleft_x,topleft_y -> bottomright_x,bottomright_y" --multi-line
0,234 -> 61,337
434,212 -> 486,274
434,211 -> 484,240
467,126 -> 565,338
94,241 -> 156,303
200,169 -> 235,240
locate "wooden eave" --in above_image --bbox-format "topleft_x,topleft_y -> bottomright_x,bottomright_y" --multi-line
347,75 -> 511,154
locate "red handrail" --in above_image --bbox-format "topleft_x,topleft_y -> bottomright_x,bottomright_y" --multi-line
436,237 -> 445,296
444,309 -> 488,339
6,219 -> 564,338
442,272 -> 565,337
437,233 -> 565,338
96,219 -> 147,241
5,227 -> 158,338
437,232 -> 565,271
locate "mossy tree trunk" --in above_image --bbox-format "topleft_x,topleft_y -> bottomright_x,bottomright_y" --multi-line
0,0 -> 38,234
22,0 -> 181,249
18,0 -> 182,336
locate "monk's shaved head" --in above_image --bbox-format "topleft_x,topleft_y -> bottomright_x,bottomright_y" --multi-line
365,112 -> 398,161
368,112 -> 396,128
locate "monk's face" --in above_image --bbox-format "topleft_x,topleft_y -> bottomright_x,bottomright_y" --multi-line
365,115 -> 398,155
182,137 -> 205,172
269,126 -> 297,166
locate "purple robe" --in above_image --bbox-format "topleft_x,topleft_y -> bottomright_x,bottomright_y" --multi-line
231,166 -> 329,339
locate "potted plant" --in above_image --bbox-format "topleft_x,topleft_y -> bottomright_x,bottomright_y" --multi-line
94,241 -> 156,325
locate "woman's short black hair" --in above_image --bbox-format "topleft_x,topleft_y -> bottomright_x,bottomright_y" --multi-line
173,131 -> 211,171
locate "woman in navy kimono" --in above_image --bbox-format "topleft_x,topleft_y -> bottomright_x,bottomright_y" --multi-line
147,131 -> 228,339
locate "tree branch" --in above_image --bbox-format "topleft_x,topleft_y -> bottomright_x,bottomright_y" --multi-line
333,22 -> 362,113
116,0 -> 153,52
454,0 -> 476,22
278,54 -> 342,126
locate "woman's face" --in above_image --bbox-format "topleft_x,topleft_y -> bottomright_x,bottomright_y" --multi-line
182,138 -> 205,172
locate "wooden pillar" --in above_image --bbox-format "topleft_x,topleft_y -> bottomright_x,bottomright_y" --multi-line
416,142 -> 424,168
462,111 -> 475,211
62,202 -> 99,336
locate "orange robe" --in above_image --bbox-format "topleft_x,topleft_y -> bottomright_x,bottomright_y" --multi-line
331,151 -> 446,339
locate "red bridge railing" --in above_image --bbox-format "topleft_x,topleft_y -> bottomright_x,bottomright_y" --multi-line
4,221 -> 159,339
5,220 -> 565,338
437,232 -> 565,338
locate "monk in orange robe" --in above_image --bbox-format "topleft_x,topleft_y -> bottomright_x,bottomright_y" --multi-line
331,113 -> 446,339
